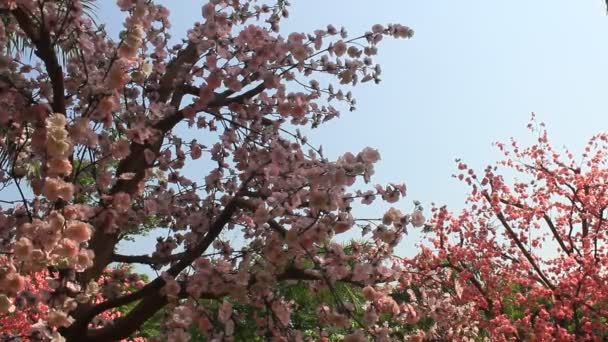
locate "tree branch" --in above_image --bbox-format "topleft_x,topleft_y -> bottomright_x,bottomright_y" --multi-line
110,252 -> 186,265
542,214 -> 572,255
484,193 -> 555,290
233,197 -> 287,237
439,262 -> 494,316
498,198 -> 572,256
12,7 -> 66,113
82,43 -> 206,284
67,184 -> 251,341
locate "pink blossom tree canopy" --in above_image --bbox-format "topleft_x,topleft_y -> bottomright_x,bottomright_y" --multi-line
0,0 -> 416,340
404,120 -> 608,340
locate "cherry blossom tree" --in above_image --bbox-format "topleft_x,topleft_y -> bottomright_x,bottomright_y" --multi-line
0,265 -> 146,341
0,0 -> 416,340
403,119 -> 608,341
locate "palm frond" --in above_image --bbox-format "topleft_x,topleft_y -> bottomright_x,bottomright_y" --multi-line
2,0 -> 99,63
79,0 -> 99,25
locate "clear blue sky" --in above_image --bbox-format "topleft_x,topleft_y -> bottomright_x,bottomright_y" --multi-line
95,0 -> 608,260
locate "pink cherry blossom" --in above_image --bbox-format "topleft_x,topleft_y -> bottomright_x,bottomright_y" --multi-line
0,1 -> 417,340
64,221 -> 92,242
